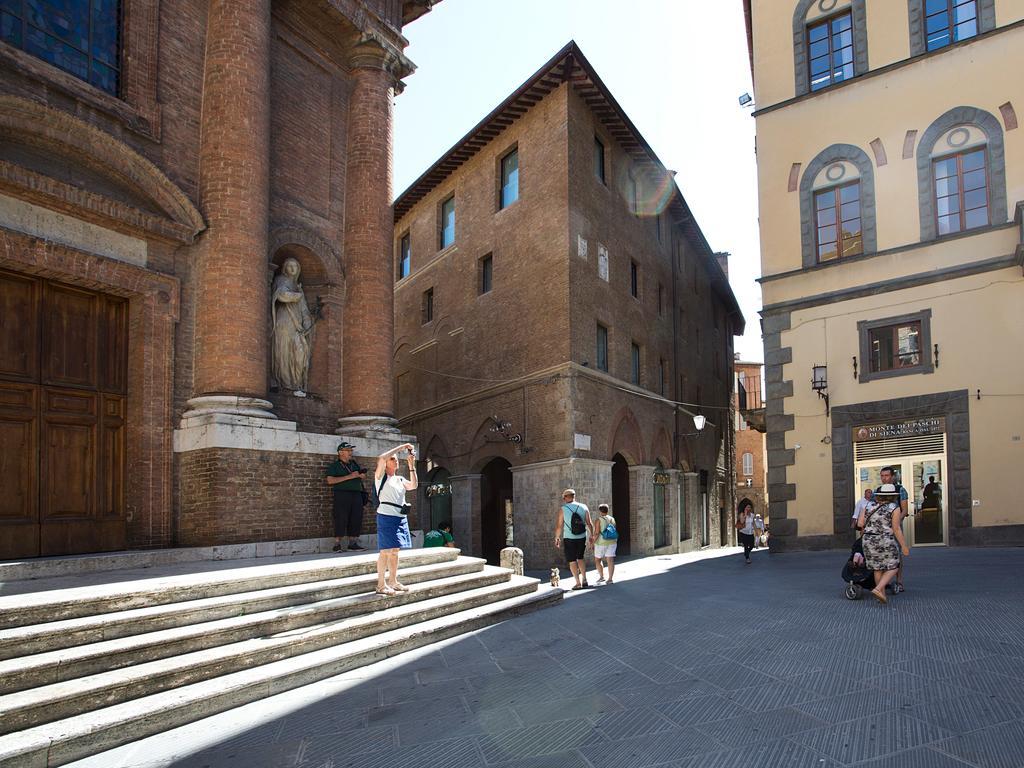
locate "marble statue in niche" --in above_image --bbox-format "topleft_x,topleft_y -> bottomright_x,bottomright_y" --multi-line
271,257 -> 317,396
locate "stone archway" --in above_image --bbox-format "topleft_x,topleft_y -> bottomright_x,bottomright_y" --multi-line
611,453 -> 631,556
480,457 -> 512,565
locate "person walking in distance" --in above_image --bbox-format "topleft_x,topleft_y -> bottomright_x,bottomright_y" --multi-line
735,498 -> 759,564
324,442 -> 367,552
594,504 -> 618,584
553,488 -> 594,590
373,443 -> 418,596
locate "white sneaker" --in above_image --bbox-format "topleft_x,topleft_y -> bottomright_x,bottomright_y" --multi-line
596,577 -> 606,584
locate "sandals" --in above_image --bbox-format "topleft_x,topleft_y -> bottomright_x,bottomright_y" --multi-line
390,583 -> 410,592
375,586 -> 397,596
870,589 -> 888,604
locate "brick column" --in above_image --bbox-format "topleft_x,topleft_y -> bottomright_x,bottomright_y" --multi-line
337,42 -> 401,435
184,0 -> 274,420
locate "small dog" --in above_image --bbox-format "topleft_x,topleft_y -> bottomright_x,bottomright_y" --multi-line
549,567 -> 560,588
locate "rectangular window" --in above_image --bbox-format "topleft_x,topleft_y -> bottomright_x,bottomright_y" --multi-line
630,260 -> 639,299
479,253 -> 493,295
500,149 -> 519,209
814,181 -> 863,263
631,343 -> 641,385
596,324 -> 608,372
0,1 -> 122,95
398,233 -> 411,280
742,452 -> 754,476
594,137 -> 606,183
933,148 -> 988,236
869,321 -> 922,373
422,288 -> 434,324
808,12 -> 854,91
925,0 -> 978,51
440,196 -> 455,249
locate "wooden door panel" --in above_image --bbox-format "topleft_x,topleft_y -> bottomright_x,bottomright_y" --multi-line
41,388 -> 97,521
0,270 -> 40,381
43,283 -> 98,389
100,395 -> 125,521
0,382 -> 39,558
99,296 -> 128,394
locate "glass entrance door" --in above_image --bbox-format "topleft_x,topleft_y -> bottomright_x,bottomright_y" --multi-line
854,457 -> 947,546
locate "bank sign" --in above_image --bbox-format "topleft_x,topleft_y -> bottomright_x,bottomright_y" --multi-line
853,417 -> 946,442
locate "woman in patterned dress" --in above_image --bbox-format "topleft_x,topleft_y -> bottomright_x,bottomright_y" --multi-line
856,484 -> 910,604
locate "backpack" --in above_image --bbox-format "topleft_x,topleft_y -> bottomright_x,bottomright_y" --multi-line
564,503 -> 586,535
600,518 -> 618,540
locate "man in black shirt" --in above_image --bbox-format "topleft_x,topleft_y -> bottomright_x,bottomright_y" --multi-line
325,442 -> 367,551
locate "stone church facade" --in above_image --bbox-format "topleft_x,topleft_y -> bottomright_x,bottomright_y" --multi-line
0,1 -> 436,559
393,43 -> 744,569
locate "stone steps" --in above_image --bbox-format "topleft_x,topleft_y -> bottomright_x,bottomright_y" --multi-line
0,548 -> 460,629
0,585 -> 560,768
0,549 -> 561,767
0,557 -> 483,661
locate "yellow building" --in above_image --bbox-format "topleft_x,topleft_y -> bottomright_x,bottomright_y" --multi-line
744,0 -> 1024,550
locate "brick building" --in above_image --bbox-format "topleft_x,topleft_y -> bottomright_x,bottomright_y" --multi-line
392,43 -> 745,568
735,360 -> 768,525
0,1 -> 438,559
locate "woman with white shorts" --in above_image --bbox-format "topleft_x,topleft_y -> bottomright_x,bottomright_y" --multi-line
594,503 -> 617,584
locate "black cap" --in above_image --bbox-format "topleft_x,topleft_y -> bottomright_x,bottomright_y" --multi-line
336,442 -> 356,451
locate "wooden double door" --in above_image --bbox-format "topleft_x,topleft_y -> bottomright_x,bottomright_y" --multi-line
0,270 -> 127,559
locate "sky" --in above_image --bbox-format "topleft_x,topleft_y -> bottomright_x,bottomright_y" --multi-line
393,0 -> 763,363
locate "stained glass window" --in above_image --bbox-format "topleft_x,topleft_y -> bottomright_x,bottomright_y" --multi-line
0,1 -> 121,96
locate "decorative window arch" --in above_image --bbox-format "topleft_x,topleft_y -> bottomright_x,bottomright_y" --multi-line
793,0 -> 869,96
907,0 -> 996,56
916,106 -> 1007,241
799,144 -> 877,267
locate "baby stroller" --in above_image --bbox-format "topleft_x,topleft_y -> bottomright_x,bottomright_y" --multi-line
842,538 -> 875,600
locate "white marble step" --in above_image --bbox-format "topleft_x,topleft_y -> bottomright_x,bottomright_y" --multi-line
0,548 -> 460,629
0,565 -> 506,699
0,557 -> 486,661
0,571 -> 539,735
0,581 -> 560,768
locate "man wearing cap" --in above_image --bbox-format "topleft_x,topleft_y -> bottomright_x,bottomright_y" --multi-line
325,442 -> 367,552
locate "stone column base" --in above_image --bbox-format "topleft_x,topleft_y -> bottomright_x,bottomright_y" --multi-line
182,396 -> 276,420
336,415 -> 407,439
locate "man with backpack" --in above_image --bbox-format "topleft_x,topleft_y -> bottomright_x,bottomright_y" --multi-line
553,488 -> 594,590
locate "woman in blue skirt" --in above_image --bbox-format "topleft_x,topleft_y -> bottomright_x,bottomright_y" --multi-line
373,442 -> 417,595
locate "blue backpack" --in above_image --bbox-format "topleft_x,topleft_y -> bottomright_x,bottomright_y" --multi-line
600,518 -> 618,540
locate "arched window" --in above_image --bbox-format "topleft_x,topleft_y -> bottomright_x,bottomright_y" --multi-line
908,0 -> 996,56
799,144 -> 877,267
742,452 -> 754,477
916,107 -> 1007,241
793,0 -> 868,97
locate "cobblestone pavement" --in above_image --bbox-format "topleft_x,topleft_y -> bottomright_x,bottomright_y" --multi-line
69,546 -> 1024,768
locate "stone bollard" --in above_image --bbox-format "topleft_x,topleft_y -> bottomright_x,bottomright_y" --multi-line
499,547 -> 524,576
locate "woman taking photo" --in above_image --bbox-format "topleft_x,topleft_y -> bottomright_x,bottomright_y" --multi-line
374,443 -> 418,596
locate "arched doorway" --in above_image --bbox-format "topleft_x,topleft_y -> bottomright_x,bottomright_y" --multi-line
611,453 -> 631,556
480,458 -> 512,565
425,467 -> 451,533
653,461 -> 668,549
